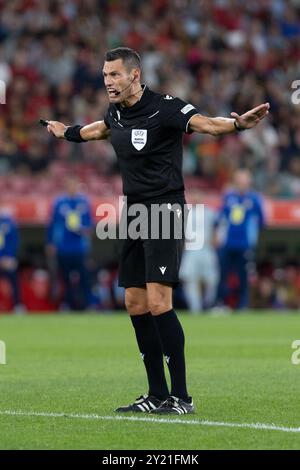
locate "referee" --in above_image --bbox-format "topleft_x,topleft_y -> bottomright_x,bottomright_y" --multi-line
45,47 -> 269,415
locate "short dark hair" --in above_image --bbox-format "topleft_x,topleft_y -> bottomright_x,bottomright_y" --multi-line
105,47 -> 141,70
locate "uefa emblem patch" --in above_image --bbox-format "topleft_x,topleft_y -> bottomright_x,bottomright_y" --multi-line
131,129 -> 147,151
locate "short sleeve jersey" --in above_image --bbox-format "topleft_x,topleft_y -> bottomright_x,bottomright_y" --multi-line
104,85 -> 199,203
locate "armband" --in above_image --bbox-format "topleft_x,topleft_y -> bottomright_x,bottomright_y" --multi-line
64,125 -> 86,143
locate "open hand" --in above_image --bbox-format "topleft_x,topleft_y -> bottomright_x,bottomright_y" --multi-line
231,103 -> 270,130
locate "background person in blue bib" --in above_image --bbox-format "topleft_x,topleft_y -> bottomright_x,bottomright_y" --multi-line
47,176 -> 93,310
214,169 -> 265,310
0,208 -> 22,311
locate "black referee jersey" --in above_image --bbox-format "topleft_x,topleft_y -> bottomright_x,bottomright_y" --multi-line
103,85 -> 199,204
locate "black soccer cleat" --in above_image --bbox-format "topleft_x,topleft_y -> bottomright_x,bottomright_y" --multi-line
114,394 -> 165,413
150,396 -> 195,415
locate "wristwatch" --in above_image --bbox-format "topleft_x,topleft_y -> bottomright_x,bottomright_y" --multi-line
234,120 -> 245,132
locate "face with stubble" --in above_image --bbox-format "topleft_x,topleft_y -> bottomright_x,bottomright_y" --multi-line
102,59 -> 140,104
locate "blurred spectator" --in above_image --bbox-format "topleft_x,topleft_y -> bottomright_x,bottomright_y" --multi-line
250,277 -> 280,310
180,191 -> 219,313
46,175 -> 93,310
250,264 -> 300,310
214,169 -> 265,310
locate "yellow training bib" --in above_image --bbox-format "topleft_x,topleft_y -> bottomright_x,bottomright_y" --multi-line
66,211 -> 81,232
230,204 -> 245,225
0,231 -> 4,249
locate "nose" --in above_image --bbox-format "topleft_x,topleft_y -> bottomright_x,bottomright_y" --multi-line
104,77 -> 113,87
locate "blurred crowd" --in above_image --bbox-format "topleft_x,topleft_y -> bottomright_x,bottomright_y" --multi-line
0,0 -> 300,197
250,263 -> 300,309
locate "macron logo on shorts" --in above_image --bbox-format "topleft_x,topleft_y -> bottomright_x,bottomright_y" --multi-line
159,266 -> 167,275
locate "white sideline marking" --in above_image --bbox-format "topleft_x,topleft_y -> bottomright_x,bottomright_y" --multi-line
0,340 -> 6,365
0,410 -> 300,434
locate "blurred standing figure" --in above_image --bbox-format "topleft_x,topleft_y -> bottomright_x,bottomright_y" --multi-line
180,193 -> 219,313
47,177 -> 93,310
214,169 -> 265,310
0,209 -> 22,311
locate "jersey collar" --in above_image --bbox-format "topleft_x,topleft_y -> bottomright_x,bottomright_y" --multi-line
118,84 -> 152,112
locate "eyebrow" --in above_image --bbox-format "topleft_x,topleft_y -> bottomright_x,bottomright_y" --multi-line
102,70 -> 120,75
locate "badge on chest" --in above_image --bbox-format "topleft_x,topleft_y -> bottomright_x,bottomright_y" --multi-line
131,129 -> 147,151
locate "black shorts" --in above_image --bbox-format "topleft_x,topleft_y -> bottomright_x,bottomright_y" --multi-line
118,197 -> 188,288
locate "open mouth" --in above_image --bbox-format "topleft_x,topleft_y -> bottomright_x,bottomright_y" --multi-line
108,89 -> 117,96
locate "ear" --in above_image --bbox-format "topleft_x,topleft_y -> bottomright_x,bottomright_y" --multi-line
133,69 -> 140,81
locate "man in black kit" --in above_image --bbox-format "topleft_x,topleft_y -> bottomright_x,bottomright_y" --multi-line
45,47 -> 270,414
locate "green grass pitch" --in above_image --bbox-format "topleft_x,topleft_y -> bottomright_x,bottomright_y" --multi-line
0,312 -> 300,450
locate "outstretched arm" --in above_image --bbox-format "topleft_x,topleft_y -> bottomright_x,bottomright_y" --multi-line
189,103 -> 270,136
45,120 -> 111,141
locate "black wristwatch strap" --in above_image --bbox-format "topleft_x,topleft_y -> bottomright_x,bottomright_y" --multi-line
234,120 -> 245,132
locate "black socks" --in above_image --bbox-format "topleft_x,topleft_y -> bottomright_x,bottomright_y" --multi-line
130,309 -> 189,401
154,309 -> 188,400
130,312 -> 169,400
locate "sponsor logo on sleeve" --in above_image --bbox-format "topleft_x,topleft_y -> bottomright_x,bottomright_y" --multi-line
181,104 -> 195,114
